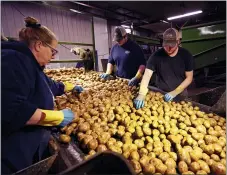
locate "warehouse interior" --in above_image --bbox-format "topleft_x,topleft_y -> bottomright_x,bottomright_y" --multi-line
1,1 -> 226,175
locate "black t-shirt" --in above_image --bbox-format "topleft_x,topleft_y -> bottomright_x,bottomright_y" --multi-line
146,47 -> 194,92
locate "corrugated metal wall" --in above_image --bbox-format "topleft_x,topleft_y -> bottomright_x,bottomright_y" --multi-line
1,2 -> 103,69
93,17 -> 109,71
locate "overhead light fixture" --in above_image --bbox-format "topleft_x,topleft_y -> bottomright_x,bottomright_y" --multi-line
70,9 -> 82,14
167,10 -> 202,20
160,20 -> 169,24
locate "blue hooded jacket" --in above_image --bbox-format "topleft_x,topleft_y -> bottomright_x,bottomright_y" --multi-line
1,41 -> 65,173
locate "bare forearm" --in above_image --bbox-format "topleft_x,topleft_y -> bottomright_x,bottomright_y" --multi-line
106,63 -> 113,74
179,77 -> 193,89
135,65 -> 146,78
175,77 -> 193,94
26,108 -> 43,125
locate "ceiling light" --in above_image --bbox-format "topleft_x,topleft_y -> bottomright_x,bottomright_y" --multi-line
167,10 -> 202,20
160,20 -> 169,24
70,9 -> 82,14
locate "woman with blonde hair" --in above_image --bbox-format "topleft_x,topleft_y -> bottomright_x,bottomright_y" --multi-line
2,17 -> 82,173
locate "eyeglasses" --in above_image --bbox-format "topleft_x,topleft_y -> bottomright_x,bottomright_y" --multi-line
43,41 -> 58,56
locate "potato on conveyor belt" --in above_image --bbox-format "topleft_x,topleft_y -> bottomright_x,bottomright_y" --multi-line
45,67 -> 226,174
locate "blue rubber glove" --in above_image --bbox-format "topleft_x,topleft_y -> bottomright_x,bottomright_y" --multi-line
73,85 -> 84,93
128,77 -> 140,86
133,94 -> 145,109
59,109 -> 75,127
100,73 -> 110,80
164,92 -> 176,102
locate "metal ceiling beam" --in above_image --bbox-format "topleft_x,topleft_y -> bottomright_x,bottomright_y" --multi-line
72,1 -> 146,23
33,1 -> 120,23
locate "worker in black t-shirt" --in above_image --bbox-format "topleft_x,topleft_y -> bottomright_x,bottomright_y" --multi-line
134,28 -> 194,109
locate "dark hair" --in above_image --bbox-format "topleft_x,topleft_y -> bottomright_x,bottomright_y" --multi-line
19,16 -> 57,46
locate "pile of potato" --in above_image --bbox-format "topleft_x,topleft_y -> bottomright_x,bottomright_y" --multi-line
46,68 -> 226,175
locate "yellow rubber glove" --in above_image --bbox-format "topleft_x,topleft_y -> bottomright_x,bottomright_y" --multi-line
164,85 -> 184,102
63,82 -> 75,92
39,109 -> 75,127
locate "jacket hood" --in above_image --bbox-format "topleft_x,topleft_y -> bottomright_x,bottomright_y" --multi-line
2,41 -> 44,70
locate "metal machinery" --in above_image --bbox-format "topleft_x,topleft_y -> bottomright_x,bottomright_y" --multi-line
181,21 -> 226,116
181,20 -> 226,88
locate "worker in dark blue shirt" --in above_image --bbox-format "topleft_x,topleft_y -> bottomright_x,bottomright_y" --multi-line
1,16 -> 83,174
100,26 -> 146,86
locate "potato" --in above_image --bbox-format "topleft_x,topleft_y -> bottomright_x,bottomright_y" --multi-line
189,162 -> 200,173
165,168 -> 177,174
211,162 -> 226,175
192,133 -> 204,141
143,163 -> 155,174
130,159 -> 142,174
211,154 -> 220,161
134,139 -> 144,149
153,129 -> 160,136
65,126 -> 74,135
109,145 -> 122,154
59,134 -> 71,143
206,159 -> 215,167
190,150 -> 203,162
96,144 -> 107,152
123,150 -> 131,159
146,136 -> 154,144
182,171 -> 194,175
97,132 -> 110,144
159,152 -> 170,162
178,161 -> 188,174
153,141 -> 163,148
143,127 -> 152,136
139,148 -> 148,157
220,151 -> 226,158
77,132 -> 85,141
183,146 -> 193,152
196,125 -> 206,134
196,170 -> 207,175
202,153 -> 210,161
149,158 -> 162,167
114,106 -> 124,114
220,159 -> 226,166
203,120 -> 211,128
155,163 -> 167,174
204,135 -> 217,144
179,149 -> 191,165
153,147 -> 163,156
165,158 -> 176,169
204,144 -> 214,155
148,152 -> 156,158
78,122 -> 90,132
130,151 -> 140,161
168,152 -> 177,162
89,109 -> 99,116
146,143 -> 153,152
198,160 -> 210,173
87,139 -> 98,150
139,155 -> 150,167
